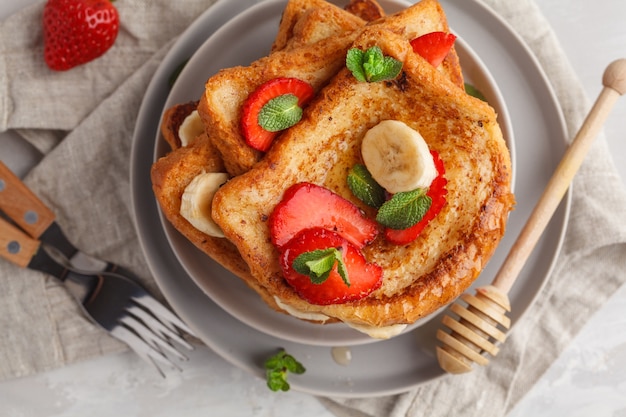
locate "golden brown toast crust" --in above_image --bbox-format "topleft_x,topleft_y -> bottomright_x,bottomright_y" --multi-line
150,131 -> 333,320
159,100 -> 199,150
272,0 -> 367,52
153,0 -> 381,323
367,0 -> 463,88
198,31 -> 362,176
211,27 -> 514,327
199,0 -> 464,177
344,0 -> 385,22
150,133 -> 251,280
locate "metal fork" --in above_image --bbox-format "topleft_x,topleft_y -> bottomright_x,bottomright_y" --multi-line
0,216 -> 194,375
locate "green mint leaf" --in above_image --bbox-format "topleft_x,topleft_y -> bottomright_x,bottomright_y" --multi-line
346,46 -> 402,83
264,350 -> 306,392
258,94 -> 303,132
282,355 -> 306,374
347,164 -> 386,208
292,247 -> 350,286
335,253 -> 349,287
370,56 -> 404,82
267,370 -> 290,392
376,189 -> 432,229
346,48 -> 367,82
465,83 -> 487,102
293,248 -> 335,283
362,46 -> 386,81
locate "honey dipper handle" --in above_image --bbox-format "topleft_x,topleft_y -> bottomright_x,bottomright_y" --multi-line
492,59 -> 626,294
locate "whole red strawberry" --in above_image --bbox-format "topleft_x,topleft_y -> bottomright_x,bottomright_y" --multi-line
43,0 -> 119,71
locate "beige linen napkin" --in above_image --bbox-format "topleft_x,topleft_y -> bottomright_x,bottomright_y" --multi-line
322,0 -> 626,416
0,1 -> 625,416
0,0 -> 218,379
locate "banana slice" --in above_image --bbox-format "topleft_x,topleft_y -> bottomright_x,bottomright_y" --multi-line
178,110 -> 204,147
361,120 -> 437,194
180,171 -> 229,237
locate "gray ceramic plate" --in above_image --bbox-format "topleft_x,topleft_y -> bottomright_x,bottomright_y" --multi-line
131,0 -> 569,397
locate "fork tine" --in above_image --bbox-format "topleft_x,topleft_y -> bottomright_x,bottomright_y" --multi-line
126,305 -> 194,351
132,295 -> 194,334
110,324 -> 180,375
119,315 -> 189,362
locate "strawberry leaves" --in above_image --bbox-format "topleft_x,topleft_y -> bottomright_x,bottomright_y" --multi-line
465,83 -> 487,101
384,151 -> 448,245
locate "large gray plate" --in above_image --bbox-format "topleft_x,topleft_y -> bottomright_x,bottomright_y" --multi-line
130,0 -> 569,397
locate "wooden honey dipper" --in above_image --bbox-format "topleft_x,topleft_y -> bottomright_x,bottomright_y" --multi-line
436,58 -> 626,374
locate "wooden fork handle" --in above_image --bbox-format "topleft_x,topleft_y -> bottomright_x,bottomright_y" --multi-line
0,161 -> 56,239
0,216 -> 40,268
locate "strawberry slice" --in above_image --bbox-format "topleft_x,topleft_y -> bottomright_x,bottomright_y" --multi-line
279,228 -> 383,305
241,77 -> 315,152
410,32 -> 457,67
384,151 -> 447,245
269,182 -> 379,249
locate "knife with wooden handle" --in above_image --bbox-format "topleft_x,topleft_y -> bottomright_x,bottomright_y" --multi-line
0,215 -> 41,269
0,162 -> 55,240
0,161 -> 142,279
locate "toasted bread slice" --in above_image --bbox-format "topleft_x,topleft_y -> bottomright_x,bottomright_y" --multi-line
150,133 -> 246,278
159,100 -> 199,150
199,0 -> 368,176
344,0 -> 385,22
161,0 -> 374,156
211,27 -> 514,329
272,0 -> 370,52
152,0 -> 386,323
151,132 -> 311,317
151,132 -> 340,321
160,0 -> 377,151
199,0 -> 463,177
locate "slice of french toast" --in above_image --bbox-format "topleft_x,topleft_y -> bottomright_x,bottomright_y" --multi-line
343,0 -> 385,22
272,0 -> 372,52
159,100 -> 200,150
150,134 -> 240,274
159,0 -> 372,153
151,131 -> 301,316
151,0 -> 389,322
198,0 -> 463,176
210,26 -> 514,330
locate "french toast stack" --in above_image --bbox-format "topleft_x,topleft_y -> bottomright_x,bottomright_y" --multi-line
151,0 -> 514,337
